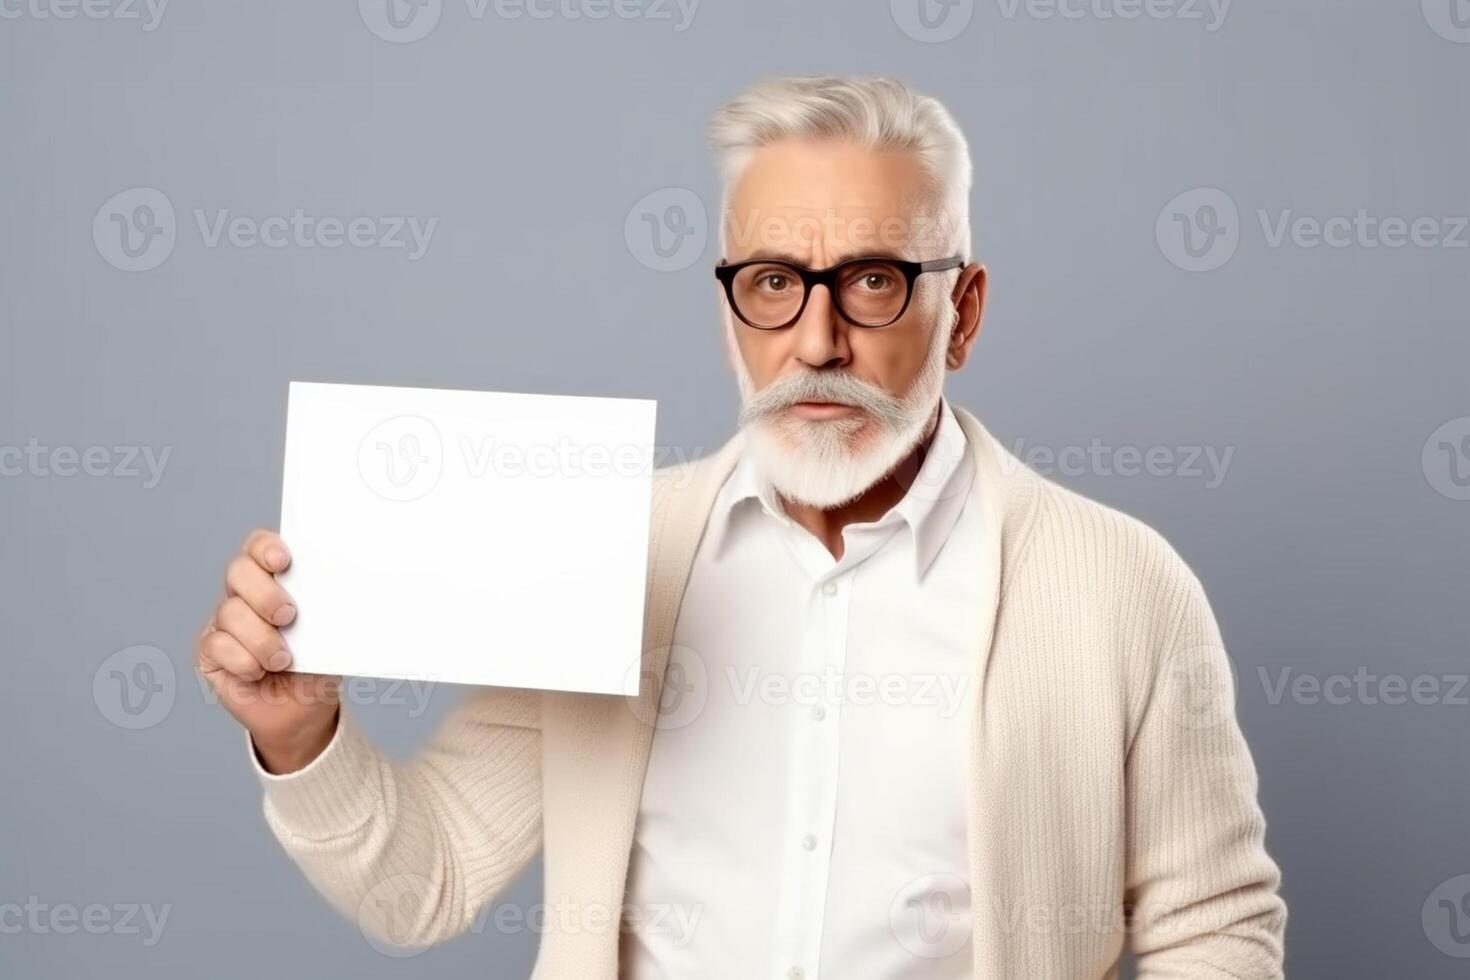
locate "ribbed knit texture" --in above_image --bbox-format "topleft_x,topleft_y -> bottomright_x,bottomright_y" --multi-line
253,408 -> 1286,979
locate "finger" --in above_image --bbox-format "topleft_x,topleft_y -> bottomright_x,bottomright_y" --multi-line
225,553 -> 296,627
243,529 -> 291,574
197,625 -> 267,682
216,596 -> 291,673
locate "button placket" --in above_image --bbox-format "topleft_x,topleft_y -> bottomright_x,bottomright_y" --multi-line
795,566 -> 851,979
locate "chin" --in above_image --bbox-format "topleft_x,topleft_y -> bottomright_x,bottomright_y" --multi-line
747,418 -> 918,510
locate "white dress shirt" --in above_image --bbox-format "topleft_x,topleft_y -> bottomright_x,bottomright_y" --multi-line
623,398 -> 983,980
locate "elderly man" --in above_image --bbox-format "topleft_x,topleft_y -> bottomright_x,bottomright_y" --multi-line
197,75 -> 1286,978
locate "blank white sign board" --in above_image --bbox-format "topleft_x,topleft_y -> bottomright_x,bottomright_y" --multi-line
277,381 -> 656,695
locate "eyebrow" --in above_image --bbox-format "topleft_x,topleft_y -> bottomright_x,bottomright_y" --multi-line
734,249 -> 912,267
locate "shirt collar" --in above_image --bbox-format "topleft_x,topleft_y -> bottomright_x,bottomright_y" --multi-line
889,397 -> 975,575
706,396 -> 976,578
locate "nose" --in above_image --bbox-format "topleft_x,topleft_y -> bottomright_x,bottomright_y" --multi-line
790,284 -> 850,370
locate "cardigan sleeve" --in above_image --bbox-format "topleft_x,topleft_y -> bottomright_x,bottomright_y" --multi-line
249,685 -> 543,951
1124,563 -> 1288,978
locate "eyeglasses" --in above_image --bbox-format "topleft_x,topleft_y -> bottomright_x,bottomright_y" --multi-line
714,254 -> 965,330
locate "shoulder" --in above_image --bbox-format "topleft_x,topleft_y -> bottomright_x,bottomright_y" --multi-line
1028,476 -> 1205,617
1016,473 -> 1228,736
971,418 -> 1217,669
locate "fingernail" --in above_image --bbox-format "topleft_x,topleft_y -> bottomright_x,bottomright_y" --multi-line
273,603 -> 297,626
269,650 -> 292,671
267,548 -> 288,570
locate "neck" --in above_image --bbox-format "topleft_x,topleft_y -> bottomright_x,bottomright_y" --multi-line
778,402 -> 943,560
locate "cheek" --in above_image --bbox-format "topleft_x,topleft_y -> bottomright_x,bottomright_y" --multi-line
734,330 -> 791,389
850,320 -> 933,392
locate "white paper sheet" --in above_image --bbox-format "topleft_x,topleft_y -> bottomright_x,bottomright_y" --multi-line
277,381 -> 656,695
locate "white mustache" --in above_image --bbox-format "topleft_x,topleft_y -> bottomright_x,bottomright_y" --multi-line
738,369 -> 908,430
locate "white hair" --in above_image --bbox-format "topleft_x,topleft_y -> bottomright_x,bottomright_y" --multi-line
707,74 -> 973,257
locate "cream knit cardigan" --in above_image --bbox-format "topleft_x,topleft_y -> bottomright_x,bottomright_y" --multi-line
254,407 -> 1287,979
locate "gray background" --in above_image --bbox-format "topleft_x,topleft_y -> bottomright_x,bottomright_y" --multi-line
2,0 -> 1468,976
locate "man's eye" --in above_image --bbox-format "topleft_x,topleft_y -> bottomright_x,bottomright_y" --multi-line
850,271 -> 895,292
757,274 -> 793,292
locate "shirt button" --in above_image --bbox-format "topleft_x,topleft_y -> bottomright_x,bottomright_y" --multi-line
822,581 -> 838,597
788,968 -> 805,980
800,834 -> 817,851
810,705 -> 826,721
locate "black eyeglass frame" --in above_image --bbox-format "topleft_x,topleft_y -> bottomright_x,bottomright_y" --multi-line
713,255 -> 966,330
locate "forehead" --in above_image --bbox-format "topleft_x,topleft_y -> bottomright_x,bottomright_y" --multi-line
723,139 -> 946,261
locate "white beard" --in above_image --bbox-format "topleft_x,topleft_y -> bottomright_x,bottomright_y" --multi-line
726,308 -> 954,510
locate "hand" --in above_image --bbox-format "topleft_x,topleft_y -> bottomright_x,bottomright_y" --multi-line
196,529 -> 339,774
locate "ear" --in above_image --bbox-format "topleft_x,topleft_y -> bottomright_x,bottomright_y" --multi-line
946,263 -> 987,371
